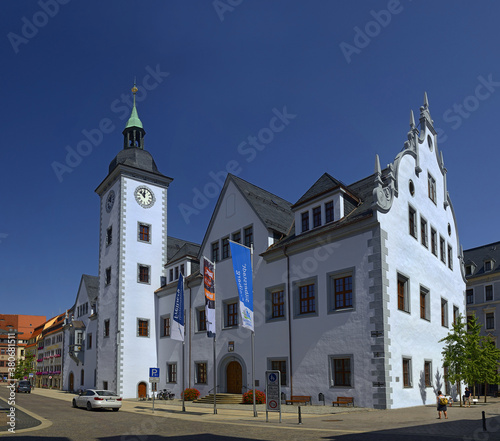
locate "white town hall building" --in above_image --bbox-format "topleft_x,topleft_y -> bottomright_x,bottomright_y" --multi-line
62,90 -> 466,409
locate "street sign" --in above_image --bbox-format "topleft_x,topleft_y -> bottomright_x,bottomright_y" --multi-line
149,367 -> 160,383
265,370 -> 281,423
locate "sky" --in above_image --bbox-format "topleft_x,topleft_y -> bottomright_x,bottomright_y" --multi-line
1,0 -> 499,319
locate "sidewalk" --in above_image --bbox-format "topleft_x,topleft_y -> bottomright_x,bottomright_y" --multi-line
23,388 -> 500,438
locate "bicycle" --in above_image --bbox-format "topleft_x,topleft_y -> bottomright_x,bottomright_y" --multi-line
158,389 -> 175,400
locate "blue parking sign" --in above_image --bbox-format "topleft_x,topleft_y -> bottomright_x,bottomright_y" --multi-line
149,367 -> 159,377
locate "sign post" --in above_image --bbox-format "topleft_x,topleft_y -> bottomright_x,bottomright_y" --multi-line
149,367 -> 160,413
265,370 -> 281,423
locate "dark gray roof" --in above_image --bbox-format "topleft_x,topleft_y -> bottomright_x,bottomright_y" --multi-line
292,173 -> 347,208
464,241 -> 500,279
108,148 -> 163,176
82,274 -> 99,303
167,236 -> 201,262
263,171 -> 378,252
231,175 -> 294,235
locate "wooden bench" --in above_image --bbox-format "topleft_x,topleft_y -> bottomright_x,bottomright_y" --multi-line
332,396 -> 354,407
285,395 -> 312,405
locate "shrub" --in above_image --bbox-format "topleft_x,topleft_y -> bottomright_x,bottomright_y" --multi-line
182,388 -> 200,401
242,389 -> 266,404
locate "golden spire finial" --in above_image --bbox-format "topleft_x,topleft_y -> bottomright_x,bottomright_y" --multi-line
131,78 -> 138,106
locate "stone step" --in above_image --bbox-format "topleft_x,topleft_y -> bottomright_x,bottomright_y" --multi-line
194,393 -> 243,404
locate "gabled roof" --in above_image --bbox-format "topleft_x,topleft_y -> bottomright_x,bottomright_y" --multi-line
82,275 -> 99,303
464,241 -> 500,279
168,241 -> 201,265
167,236 -> 200,262
198,174 -> 294,257
292,173 -> 348,208
231,175 -> 293,234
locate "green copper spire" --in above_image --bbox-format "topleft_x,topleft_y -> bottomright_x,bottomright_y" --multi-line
125,83 -> 143,129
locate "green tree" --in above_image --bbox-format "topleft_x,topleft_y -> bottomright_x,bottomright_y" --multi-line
13,354 -> 35,380
477,336 -> 500,403
463,316 -> 483,398
440,316 -> 468,406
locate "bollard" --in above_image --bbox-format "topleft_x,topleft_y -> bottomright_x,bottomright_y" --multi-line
298,405 -> 303,425
483,411 -> 487,432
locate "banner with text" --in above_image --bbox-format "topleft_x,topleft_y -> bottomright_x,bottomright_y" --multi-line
203,257 -> 216,337
171,273 -> 185,341
229,241 -> 254,332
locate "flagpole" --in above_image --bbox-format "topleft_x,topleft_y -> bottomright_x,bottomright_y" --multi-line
182,275 -> 186,412
251,244 -> 257,418
213,261 -> 217,415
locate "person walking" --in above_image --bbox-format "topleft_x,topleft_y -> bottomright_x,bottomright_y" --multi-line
437,390 -> 448,419
464,387 -> 471,407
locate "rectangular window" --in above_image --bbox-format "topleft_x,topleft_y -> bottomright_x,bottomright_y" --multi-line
420,218 -> 428,248
424,361 -> 432,387
211,242 -> 219,263
180,264 -> 185,276
420,287 -> 429,321
161,316 -> 170,337
453,306 -> 459,325
334,275 -> 353,310
313,206 -> 321,228
138,264 -> 150,284
138,319 -> 149,337
331,357 -> 352,387
195,362 -> 207,384
486,285 -> 493,302
447,245 -> 453,269
441,299 -> 448,327
466,289 -> 474,304
198,309 -> 207,332
222,237 -> 230,259
271,290 -> 285,319
138,223 -> 150,242
105,267 -> 111,285
106,226 -> 112,246
325,201 -> 334,223
244,226 -> 253,247
409,206 -> 417,239
270,359 -> 287,386
299,284 -> 315,314
87,333 -> 92,350
169,268 -> 174,282
428,173 -> 436,204
227,302 -> 238,327
431,228 -> 438,256
397,274 -> 409,313
175,266 -> 179,280
403,358 -> 412,388
104,319 -> 110,338
485,260 -> 492,272
167,363 -> 177,383
440,236 -> 446,264
232,231 -> 241,243
486,312 -> 495,330
301,212 -> 309,233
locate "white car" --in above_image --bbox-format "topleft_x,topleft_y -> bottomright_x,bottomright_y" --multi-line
72,389 -> 122,411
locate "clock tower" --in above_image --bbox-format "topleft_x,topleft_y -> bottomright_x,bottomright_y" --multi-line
95,85 -> 172,398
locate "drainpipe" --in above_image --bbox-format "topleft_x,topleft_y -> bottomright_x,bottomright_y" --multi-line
283,245 -> 293,397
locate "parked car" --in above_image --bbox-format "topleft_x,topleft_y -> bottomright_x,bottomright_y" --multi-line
15,380 -> 32,393
72,389 -> 122,411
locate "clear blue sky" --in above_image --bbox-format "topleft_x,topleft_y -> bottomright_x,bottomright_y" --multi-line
1,1 -> 499,319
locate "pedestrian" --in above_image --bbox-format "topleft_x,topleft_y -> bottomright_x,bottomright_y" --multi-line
437,390 -> 448,419
464,387 -> 471,407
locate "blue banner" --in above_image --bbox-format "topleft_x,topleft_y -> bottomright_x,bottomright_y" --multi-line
229,241 -> 254,332
171,273 -> 184,341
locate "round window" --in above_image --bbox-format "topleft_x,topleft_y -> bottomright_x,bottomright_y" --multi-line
409,180 -> 415,196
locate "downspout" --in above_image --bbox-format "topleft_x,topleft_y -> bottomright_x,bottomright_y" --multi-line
284,245 -> 293,397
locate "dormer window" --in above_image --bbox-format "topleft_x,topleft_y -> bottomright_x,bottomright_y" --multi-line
325,201 -> 334,223
465,265 -> 473,276
485,260 -> 493,272
301,212 -> 309,233
313,206 -> 321,228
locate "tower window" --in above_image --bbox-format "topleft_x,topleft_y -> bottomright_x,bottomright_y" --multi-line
138,223 -> 151,243
138,264 -> 151,284
106,226 -> 112,246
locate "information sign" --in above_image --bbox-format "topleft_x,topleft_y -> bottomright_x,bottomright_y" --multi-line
265,370 -> 281,422
149,367 -> 160,383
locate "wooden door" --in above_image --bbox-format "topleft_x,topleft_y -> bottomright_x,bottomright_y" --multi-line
69,372 -> 74,391
226,361 -> 242,393
138,382 -> 147,399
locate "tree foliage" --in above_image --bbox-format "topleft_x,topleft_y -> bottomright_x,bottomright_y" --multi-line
13,354 -> 35,380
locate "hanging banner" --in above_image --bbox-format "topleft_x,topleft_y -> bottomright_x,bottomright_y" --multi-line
203,257 -> 216,337
229,241 -> 254,332
171,273 -> 184,341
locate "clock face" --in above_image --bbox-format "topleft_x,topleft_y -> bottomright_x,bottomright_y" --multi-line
134,186 -> 155,208
106,191 -> 115,213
